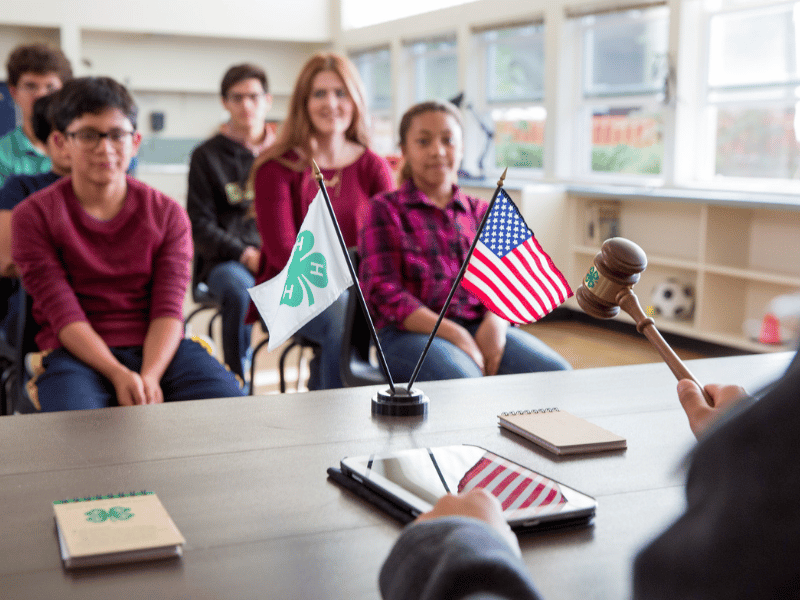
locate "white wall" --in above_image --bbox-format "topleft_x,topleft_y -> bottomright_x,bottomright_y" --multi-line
0,24 -> 61,77
0,6 -> 334,203
80,31 -> 324,97
1,0 -> 330,42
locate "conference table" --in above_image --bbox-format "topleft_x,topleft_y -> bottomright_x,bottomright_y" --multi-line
0,351 -> 792,599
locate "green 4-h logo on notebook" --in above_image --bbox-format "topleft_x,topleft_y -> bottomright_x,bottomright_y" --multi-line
85,507 -> 134,523
281,230 -> 329,308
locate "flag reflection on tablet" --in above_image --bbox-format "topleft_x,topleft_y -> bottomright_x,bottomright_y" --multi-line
458,453 -> 566,511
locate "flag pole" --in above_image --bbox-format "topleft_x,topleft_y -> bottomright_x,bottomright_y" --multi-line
405,168 -> 507,391
311,160 -> 397,395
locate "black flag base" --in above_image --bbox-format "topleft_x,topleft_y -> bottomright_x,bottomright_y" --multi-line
371,387 -> 429,417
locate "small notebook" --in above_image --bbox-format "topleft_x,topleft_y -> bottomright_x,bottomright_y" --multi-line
498,408 -> 626,455
53,491 -> 185,569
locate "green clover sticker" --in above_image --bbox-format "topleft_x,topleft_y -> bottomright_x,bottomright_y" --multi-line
585,266 -> 600,289
85,507 -> 133,523
281,230 -> 328,308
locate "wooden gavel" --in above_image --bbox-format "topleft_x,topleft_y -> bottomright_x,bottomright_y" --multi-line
576,237 -> 713,405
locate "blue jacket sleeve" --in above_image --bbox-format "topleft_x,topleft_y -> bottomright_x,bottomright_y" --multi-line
379,517 -> 543,600
633,350 -> 800,599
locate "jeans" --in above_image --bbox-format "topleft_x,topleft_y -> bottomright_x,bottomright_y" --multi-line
294,290 -> 349,390
36,338 -> 244,412
378,320 -> 571,383
206,261 -> 254,380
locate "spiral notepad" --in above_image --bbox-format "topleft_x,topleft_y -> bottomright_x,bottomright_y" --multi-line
498,408 -> 626,455
53,491 -> 185,569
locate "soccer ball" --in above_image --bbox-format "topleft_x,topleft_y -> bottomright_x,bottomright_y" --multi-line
650,278 -> 694,320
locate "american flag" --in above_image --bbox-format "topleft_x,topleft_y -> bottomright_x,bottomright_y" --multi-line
461,189 -> 572,324
458,454 -> 566,512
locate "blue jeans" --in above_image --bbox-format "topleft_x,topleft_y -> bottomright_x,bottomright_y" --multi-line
295,290 -> 349,390
36,339 -> 244,412
378,320 -> 571,383
206,261 -> 254,380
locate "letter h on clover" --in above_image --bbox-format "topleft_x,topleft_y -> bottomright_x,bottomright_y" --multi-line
281,231 -> 329,308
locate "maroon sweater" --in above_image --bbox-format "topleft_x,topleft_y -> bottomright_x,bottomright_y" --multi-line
252,148 -> 394,284
12,176 -> 191,350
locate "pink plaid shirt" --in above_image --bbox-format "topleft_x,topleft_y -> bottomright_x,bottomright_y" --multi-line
359,179 -> 488,330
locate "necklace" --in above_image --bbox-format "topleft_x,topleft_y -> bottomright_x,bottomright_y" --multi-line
321,167 -> 344,198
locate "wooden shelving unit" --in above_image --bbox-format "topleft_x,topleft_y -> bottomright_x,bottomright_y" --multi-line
565,194 -> 800,353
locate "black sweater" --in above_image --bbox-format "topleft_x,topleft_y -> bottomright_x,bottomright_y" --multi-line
187,133 -> 261,283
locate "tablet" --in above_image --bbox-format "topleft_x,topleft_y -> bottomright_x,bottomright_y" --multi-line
335,444 -> 596,532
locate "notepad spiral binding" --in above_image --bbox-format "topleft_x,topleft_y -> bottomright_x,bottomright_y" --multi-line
500,407 -> 560,416
53,491 -> 153,505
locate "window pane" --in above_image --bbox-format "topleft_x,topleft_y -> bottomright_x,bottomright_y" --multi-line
583,8 -> 669,97
492,107 -> 545,169
409,39 -> 459,101
372,53 -> 392,109
591,107 -> 663,174
708,5 -> 798,88
352,49 -> 392,110
715,105 -> 800,178
484,25 -> 545,103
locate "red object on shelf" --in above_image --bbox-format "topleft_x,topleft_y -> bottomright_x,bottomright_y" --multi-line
759,314 -> 781,344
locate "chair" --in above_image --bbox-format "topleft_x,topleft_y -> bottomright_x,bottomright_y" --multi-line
184,281 -> 223,340
2,286 -> 40,414
249,320 -> 320,394
0,278 -> 18,415
339,248 -> 388,388
247,248 -> 385,394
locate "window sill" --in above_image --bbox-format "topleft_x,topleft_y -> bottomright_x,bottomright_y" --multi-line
458,177 -> 800,211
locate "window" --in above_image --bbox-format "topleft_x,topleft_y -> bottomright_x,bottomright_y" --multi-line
405,37 -> 459,103
476,23 -> 546,174
351,48 -> 394,156
702,1 -> 800,183
574,6 -> 670,178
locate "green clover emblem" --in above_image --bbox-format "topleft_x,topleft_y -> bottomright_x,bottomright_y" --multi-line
584,266 -> 600,289
85,507 -> 133,523
280,230 -> 328,308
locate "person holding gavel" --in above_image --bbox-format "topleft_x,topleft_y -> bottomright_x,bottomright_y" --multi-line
379,349 -> 800,599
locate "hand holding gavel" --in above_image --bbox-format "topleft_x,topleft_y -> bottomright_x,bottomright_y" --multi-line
577,237 -> 714,406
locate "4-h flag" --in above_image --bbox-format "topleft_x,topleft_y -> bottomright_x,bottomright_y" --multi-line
248,189 -> 353,351
461,189 -> 572,324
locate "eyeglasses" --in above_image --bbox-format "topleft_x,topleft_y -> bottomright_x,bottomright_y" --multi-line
226,92 -> 265,104
65,128 -> 135,149
18,81 -> 60,95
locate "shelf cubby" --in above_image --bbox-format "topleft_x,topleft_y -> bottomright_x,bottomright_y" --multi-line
566,193 -> 800,353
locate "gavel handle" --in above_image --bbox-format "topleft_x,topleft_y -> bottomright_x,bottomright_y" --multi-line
617,290 -> 715,406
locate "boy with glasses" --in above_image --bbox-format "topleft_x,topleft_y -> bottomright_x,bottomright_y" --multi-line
11,77 -> 243,411
0,44 -> 72,186
187,63 -> 274,387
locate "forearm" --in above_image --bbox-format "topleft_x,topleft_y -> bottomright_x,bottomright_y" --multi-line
0,210 -> 14,276
57,321 -> 128,381
140,317 -> 183,382
403,307 -> 467,346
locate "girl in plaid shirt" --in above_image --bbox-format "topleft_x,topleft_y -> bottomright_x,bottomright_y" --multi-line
359,101 -> 570,382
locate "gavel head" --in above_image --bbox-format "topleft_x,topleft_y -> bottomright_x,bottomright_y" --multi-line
576,237 -> 647,319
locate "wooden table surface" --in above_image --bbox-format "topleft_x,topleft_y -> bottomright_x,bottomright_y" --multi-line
0,352 -> 792,600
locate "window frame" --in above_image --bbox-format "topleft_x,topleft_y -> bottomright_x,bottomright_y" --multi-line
350,46 -> 395,156
471,21 -> 548,180
568,4 -> 672,184
695,0 -> 800,191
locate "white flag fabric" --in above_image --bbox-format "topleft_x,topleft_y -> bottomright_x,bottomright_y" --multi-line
248,189 -> 353,351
